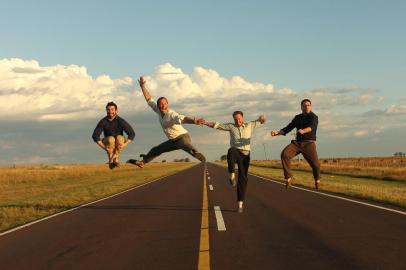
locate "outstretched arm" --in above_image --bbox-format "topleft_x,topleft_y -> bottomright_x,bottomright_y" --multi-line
138,76 -> 152,102
182,117 -> 205,126
271,130 -> 285,136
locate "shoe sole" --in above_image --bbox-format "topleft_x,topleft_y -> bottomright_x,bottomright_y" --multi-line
194,152 -> 206,162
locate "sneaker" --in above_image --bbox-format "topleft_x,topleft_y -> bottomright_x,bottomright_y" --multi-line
126,159 -> 144,168
285,178 -> 292,189
315,180 -> 321,190
229,172 -> 236,187
194,152 -> 206,162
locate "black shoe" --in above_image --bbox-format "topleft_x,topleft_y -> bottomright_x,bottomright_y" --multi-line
126,159 -> 136,165
108,162 -> 116,170
194,152 -> 206,162
126,159 -> 144,168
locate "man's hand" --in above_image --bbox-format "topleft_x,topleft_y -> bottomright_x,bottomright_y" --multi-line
259,115 -> 266,124
138,76 -> 146,88
271,130 -> 280,136
195,118 -> 205,126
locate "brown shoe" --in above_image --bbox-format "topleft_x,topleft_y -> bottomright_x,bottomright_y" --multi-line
285,178 -> 292,189
315,180 -> 320,190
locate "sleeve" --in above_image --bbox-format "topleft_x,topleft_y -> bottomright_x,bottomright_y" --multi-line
120,118 -> 136,140
147,99 -> 159,114
250,120 -> 263,129
280,116 -> 297,136
309,114 -> 318,130
213,122 -> 232,131
92,119 -> 104,142
168,111 -> 185,125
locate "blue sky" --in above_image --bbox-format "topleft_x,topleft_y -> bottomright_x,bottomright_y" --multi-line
0,0 -> 405,164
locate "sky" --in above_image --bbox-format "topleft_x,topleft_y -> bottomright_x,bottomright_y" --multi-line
0,0 -> 405,164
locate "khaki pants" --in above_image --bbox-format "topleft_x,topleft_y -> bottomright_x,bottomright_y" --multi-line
102,135 -> 127,160
281,140 -> 320,181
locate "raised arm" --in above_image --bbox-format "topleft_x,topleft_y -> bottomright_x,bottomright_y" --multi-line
138,76 -> 152,102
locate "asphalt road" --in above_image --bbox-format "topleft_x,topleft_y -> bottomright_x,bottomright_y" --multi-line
0,162 -> 405,270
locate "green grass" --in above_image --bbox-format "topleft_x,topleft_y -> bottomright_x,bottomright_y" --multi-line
0,162 -> 195,233
216,161 -> 406,209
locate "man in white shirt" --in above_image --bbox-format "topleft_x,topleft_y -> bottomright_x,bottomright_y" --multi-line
204,111 -> 266,212
127,76 -> 206,167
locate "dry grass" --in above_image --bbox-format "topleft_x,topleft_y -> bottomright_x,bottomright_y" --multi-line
216,160 -> 406,209
0,162 -> 195,232
252,157 -> 406,182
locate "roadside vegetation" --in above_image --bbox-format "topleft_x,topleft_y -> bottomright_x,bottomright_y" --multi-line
216,157 -> 406,209
0,162 -> 195,233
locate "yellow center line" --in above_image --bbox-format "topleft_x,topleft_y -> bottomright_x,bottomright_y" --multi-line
198,164 -> 210,270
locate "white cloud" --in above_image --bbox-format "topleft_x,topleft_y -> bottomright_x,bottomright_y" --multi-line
353,130 -> 369,137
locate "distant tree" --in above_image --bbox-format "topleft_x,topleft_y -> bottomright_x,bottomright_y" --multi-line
185,158 -> 190,162
394,152 -> 405,157
162,159 -> 166,163
220,154 -> 227,161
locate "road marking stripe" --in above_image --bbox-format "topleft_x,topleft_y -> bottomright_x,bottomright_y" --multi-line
251,173 -> 406,216
198,165 -> 210,270
214,206 -> 226,231
209,185 -> 214,191
0,165 -> 199,237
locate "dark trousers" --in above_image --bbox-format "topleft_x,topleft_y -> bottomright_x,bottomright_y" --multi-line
281,140 -> 320,181
227,147 -> 250,201
142,133 -> 203,163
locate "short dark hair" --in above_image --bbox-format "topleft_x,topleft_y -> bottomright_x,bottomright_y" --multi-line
157,96 -> 168,105
232,111 -> 244,117
301,99 -> 311,106
106,101 -> 117,110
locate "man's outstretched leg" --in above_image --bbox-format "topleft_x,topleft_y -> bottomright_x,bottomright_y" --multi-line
127,140 -> 177,168
177,133 -> 206,162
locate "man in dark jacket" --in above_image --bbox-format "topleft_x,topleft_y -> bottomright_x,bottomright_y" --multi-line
271,99 -> 321,189
92,101 -> 135,169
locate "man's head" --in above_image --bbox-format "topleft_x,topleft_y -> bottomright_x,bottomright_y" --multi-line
301,99 -> 312,114
157,97 -> 169,114
106,101 -> 118,119
232,111 -> 244,127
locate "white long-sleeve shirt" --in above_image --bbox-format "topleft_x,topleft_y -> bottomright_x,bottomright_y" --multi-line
148,99 -> 188,140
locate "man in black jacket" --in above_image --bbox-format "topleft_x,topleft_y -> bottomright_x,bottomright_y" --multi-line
271,99 -> 321,189
92,102 -> 135,169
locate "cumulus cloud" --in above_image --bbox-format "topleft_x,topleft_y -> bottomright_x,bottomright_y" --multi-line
353,130 -> 369,137
0,58 -> 400,137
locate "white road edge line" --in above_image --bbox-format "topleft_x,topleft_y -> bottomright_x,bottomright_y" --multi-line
0,167 -> 195,237
214,206 -> 226,231
250,173 -> 406,216
209,185 -> 214,191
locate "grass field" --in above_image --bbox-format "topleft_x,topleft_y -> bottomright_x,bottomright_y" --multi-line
0,162 -> 195,233
216,160 -> 406,209
252,157 -> 406,182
